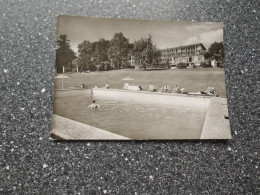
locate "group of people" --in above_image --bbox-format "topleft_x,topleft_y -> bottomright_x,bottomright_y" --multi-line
160,85 -> 216,95
87,85 -> 216,110
160,85 -> 185,94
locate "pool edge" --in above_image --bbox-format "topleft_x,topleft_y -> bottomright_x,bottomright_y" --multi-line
51,114 -> 130,140
200,97 -> 232,139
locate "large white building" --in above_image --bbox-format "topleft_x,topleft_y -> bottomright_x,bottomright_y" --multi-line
160,43 -> 206,68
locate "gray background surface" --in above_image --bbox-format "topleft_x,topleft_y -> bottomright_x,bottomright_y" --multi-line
0,0 -> 259,194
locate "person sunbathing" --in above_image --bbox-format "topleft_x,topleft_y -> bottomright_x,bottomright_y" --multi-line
172,85 -> 179,93
205,87 -> 216,95
160,85 -> 169,93
187,87 -> 216,96
81,83 -> 86,88
88,100 -> 100,110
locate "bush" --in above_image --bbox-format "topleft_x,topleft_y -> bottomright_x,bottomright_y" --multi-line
218,60 -> 224,68
89,63 -> 97,71
98,64 -> 106,71
124,63 -> 135,69
177,63 -> 188,69
159,62 -> 166,68
200,62 -> 211,68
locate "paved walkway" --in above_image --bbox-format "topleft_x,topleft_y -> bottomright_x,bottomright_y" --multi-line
200,97 -> 231,139
52,114 -> 130,140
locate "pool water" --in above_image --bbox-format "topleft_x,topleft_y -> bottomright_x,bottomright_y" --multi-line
54,92 -> 209,139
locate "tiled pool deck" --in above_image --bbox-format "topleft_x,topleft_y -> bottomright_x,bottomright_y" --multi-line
52,115 -> 130,140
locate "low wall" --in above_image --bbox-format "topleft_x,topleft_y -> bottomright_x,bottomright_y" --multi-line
52,114 -> 130,140
93,88 -> 211,109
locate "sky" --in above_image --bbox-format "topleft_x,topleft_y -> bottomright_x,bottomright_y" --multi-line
57,15 -> 223,54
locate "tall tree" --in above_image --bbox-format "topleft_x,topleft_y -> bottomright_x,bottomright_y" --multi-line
133,34 -> 161,70
57,34 -> 70,49
153,49 -> 162,67
76,40 -> 94,72
108,32 -> 129,69
78,40 -> 93,57
205,42 -> 224,67
56,34 -> 76,73
94,38 -> 110,62
132,38 -> 147,69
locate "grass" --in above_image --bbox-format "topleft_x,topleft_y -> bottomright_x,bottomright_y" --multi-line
55,68 -> 227,97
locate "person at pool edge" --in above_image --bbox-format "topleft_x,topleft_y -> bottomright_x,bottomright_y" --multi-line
88,100 -> 100,109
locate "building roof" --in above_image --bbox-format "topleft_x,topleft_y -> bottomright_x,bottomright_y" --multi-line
161,43 -> 206,51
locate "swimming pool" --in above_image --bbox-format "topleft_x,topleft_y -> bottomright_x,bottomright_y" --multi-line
53,90 -> 210,139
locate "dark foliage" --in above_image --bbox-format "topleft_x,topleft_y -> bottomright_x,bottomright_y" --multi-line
56,34 -> 76,73
205,42 -> 224,67
177,62 -> 188,69
200,62 -> 211,68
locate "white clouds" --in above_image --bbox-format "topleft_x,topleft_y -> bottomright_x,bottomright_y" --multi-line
58,15 -> 224,51
184,36 -> 200,45
185,22 -> 222,32
184,29 -> 223,49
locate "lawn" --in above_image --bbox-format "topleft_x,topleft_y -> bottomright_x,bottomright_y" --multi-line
55,68 -> 227,97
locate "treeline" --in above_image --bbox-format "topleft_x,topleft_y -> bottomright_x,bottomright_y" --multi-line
56,33 -> 162,73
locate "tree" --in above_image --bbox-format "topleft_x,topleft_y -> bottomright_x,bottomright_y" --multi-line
108,32 -> 129,69
78,40 -> 93,57
77,40 -> 95,72
153,49 -> 162,67
94,38 -> 110,62
145,34 -> 154,68
90,38 -> 110,71
56,34 -> 76,73
165,59 -> 170,69
133,34 -> 161,70
98,61 -> 112,71
205,42 -> 224,67
57,34 -> 70,49
132,38 -> 147,69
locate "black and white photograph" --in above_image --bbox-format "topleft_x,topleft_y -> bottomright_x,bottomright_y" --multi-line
52,15 -> 231,140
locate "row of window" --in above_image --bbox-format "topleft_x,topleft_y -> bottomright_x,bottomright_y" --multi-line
162,56 -> 204,63
161,45 -> 202,54
161,50 -> 203,55
161,51 -> 202,58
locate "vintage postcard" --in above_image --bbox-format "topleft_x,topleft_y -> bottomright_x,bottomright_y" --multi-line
52,15 -> 231,140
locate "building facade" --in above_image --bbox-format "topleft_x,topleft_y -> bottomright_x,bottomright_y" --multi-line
160,43 -> 206,68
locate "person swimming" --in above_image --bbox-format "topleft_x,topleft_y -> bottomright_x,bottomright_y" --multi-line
88,100 -> 100,110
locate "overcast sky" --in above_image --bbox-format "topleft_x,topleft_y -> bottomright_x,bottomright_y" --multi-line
57,15 -> 223,53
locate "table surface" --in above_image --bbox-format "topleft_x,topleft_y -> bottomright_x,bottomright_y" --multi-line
0,0 -> 260,194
